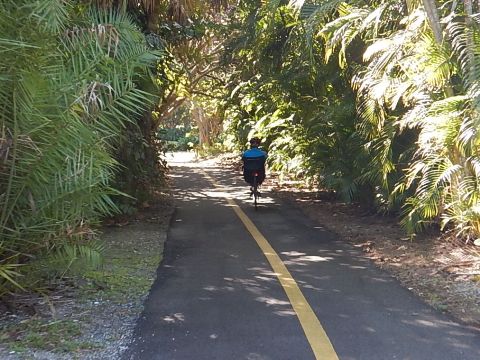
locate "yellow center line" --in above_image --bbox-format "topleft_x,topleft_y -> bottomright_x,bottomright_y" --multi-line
201,170 -> 339,360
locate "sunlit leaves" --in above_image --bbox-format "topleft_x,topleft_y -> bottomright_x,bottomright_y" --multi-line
219,0 -> 480,240
0,0 -> 158,292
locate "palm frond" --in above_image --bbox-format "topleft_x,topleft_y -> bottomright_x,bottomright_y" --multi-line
33,0 -> 71,32
36,242 -> 105,279
0,1 -> 159,293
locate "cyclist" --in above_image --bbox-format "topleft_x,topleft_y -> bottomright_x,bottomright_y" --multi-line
242,137 -> 267,194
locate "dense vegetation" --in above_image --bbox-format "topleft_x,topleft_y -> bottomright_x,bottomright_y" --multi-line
217,0 -> 480,242
2,0 -> 480,296
0,0 -> 227,295
0,0 -> 161,294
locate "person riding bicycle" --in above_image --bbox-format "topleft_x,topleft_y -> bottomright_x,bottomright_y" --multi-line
242,137 -> 267,192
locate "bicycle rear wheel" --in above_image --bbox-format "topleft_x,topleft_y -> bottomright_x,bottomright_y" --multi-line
253,175 -> 258,210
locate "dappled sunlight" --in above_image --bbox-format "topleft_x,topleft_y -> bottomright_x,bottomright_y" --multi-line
255,296 -> 291,306
338,262 -> 369,271
274,309 -> 297,316
164,151 -> 197,164
449,342 -> 477,350
162,313 -> 185,324
190,269 -> 298,318
206,184 -> 276,206
401,316 -> 475,331
204,190 -> 235,198
414,319 -> 440,328
281,251 -> 306,257
368,276 -> 392,283
154,153 -> 480,360
280,248 -> 374,274
203,285 -> 235,292
247,267 -> 280,278
297,281 -> 323,291
396,316 -> 480,351
348,265 -> 368,270
254,275 -> 278,283
224,278 -> 261,288
246,353 -> 270,360
168,162 -> 278,211
187,191 -> 208,199
11,0 -> 480,355
284,255 -> 333,266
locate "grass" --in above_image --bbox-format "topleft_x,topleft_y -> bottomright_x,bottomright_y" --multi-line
79,252 -> 162,302
0,197 -> 173,357
0,232 -> 165,356
1,246 -> 163,356
1,318 -> 101,354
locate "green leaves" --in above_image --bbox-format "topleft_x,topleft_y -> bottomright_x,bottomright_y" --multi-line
0,1 -> 159,293
221,0 -> 480,241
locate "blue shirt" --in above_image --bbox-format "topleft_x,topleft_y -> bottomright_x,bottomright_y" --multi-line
242,147 -> 267,159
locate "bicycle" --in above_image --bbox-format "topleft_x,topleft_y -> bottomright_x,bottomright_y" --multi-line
250,170 -> 261,210
243,156 -> 266,210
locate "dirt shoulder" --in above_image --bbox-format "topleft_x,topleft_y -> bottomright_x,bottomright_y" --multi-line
0,191 -> 174,359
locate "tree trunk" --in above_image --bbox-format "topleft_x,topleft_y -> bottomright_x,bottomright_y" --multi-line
422,0 -> 454,97
146,4 -> 162,33
422,0 -> 444,44
465,0 -> 475,84
192,102 -> 211,146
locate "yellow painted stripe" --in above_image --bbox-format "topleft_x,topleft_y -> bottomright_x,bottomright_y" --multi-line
201,171 -> 339,360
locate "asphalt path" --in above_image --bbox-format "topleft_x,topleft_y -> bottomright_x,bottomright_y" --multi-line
124,155 -> 480,360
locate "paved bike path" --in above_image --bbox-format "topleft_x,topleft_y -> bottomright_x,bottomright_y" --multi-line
124,160 -> 480,359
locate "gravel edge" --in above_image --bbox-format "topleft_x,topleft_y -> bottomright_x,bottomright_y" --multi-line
0,198 -> 175,360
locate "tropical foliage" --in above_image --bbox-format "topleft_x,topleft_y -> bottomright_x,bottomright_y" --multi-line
0,0 -> 159,293
4,0 -> 480,296
0,0 -> 235,295
217,0 -> 480,241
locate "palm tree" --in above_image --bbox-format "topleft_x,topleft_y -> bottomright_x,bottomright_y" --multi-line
422,0 -> 444,44
299,0 -> 480,239
0,0 -> 159,293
